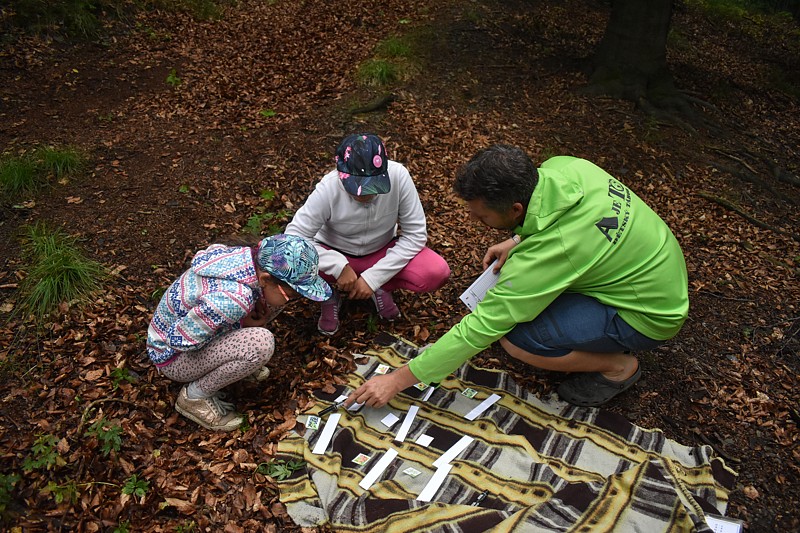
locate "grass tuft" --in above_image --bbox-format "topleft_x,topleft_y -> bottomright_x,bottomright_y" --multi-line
0,156 -> 41,199
357,59 -> 400,87
0,147 -> 85,201
35,146 -> 84,179
17,223 -> 106,320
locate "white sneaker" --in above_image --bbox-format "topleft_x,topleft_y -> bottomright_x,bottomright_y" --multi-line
246,366 -> 271,382
175,386 -> 243,431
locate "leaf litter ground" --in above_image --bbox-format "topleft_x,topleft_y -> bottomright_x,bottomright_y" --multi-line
0,0 -> 798,531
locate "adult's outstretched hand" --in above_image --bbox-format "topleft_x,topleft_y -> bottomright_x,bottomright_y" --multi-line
346,365 -> 420,408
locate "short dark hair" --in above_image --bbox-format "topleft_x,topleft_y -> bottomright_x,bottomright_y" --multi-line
453,144 -> 538,211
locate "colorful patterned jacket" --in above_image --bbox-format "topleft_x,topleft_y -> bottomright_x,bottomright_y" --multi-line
146,244 -> 262,366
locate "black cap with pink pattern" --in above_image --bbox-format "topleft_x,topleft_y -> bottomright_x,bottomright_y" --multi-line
335,133 -> 391,196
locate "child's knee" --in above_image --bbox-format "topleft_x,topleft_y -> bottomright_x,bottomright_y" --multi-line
247,328 -> 275,364
418,259 -> 451,291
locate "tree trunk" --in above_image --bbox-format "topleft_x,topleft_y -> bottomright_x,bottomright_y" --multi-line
587,0 -> 677,105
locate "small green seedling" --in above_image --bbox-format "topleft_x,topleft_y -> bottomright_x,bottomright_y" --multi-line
23,434 -> 65,472
85,416 -> 123,455
110,367 -> 136,390
259,109 -> 276,118
121,474 -> 149,499
42,480 -> 78,504
366,314 -> 379,334
257,459 -> 306,481
0,473 -> 20,517
166,68 -> 182,87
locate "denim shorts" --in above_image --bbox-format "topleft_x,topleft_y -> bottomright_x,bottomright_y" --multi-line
504,292 -> 664,357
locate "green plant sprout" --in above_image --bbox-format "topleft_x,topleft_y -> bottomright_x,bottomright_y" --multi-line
244,209 -> 291,236
175,520 -> 197,533
23,434 -> 65,472
0,473 -> 20,518
121,474 -> 149,498
151,286 -> 167,301
110,367 -> 136,390
166,68 -> 182,87
256,459 -> 306,481
259,109 -> 276,118
42,480 -> 78,505
366,314 -> 379,333
85,416 -> 123,455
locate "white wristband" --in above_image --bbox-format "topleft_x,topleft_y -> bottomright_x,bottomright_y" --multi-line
511,234 -> 521,244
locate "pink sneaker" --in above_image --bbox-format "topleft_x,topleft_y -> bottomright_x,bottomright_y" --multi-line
318,291 -> 341,335
371,289 -> 400,320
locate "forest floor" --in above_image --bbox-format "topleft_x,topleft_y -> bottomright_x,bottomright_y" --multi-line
0,0 -> 798,531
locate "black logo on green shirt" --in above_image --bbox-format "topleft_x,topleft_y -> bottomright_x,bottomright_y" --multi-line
596,178 -> 631,243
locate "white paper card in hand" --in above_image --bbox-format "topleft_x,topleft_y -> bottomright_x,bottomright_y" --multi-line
459,260 -> 500,311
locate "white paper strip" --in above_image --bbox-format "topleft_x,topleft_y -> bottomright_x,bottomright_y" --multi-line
464,393 -> 502,421
311,413 -> 341,454
433,435 -> 474,468
333,394 -> 348,403
417,464 -> 453,502
358,448 -> 399,490
416,434 -> 433,447
421,386 -> 435,402
394,406 -> 419,442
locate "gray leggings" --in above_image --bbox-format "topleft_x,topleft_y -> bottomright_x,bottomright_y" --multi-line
159,327 -> 275,396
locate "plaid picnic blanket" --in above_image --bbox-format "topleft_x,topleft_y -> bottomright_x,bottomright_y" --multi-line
277,337 -> 737,532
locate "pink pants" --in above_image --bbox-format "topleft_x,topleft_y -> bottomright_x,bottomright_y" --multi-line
321,240 -> 450,293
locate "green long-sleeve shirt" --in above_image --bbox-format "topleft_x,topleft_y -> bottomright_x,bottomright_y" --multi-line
409,156 -> 689,384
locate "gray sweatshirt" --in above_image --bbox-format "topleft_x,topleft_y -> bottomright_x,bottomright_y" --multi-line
285,161 -> 427,291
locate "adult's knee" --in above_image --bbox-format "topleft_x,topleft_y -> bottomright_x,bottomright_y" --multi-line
500,337 -> 572,372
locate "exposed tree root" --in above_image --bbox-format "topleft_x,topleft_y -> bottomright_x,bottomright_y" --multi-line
349,93 -> 395,114
696,190 -> 800,242
707,147 -> 798,204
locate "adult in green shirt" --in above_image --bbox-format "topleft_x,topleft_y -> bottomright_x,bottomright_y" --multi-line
347,145 -> 688,408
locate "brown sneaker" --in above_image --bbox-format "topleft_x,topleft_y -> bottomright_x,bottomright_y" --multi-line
175,386 -> 244,431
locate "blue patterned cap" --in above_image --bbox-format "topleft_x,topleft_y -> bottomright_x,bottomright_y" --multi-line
335,133 -> 391,196
256,234 -> 331,302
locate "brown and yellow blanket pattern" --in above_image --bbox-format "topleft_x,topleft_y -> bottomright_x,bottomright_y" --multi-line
277,338 -> 737,532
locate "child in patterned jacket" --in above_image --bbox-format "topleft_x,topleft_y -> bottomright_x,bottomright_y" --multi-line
147,233 -> 330,431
